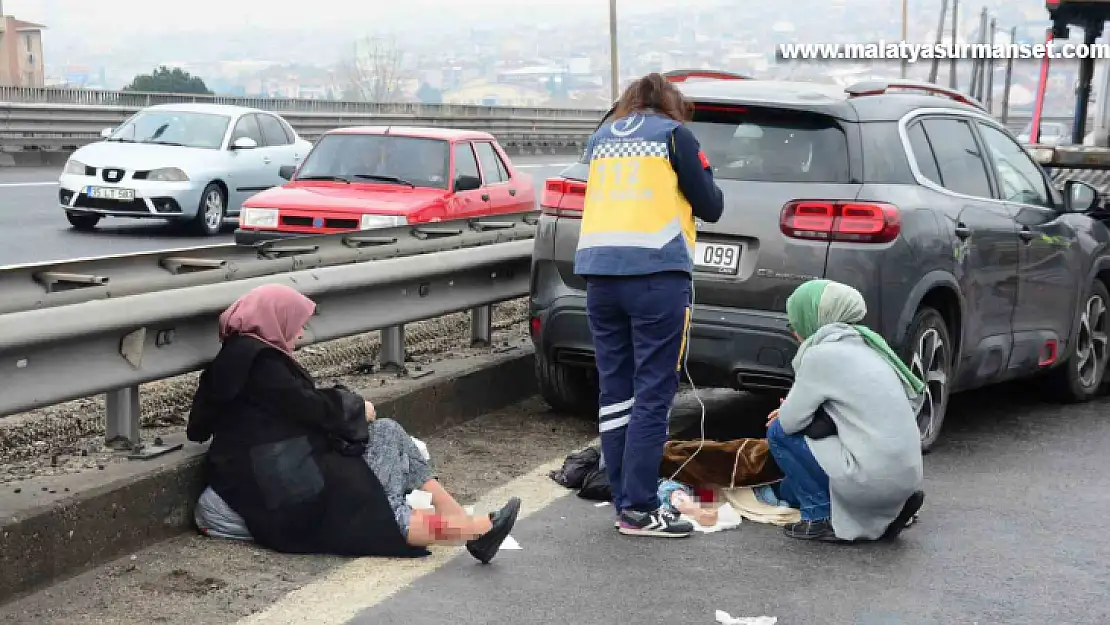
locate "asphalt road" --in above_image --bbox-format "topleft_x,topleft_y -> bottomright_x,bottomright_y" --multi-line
1,381 -> 1109,624
342,384 -> 1110,625
0,155 -> 572,268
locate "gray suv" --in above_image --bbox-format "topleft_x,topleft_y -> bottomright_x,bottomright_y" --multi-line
529,76 -> 1110,451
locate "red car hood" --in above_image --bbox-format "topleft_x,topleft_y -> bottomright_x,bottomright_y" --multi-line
243,183 -> 449,215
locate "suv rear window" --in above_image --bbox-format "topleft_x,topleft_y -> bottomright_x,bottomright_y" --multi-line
688,106 -> 849,183
581,106 -> 850,184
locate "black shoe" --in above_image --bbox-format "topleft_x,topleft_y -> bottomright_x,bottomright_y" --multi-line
783,519 -> 836,541
466,497 -> 521,564
881,490 -> 925,541
617,508 -> 694,538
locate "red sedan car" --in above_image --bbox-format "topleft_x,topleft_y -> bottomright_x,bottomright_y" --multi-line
234,126 -> 535,244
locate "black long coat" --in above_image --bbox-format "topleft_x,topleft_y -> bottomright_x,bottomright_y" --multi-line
186,334 -> 428,558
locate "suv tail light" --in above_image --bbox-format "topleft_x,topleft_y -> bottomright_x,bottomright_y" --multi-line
540,177 -> 587,218
780,201 -> 901,243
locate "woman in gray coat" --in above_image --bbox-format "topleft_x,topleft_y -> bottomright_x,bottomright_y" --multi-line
764,279 -> 926,542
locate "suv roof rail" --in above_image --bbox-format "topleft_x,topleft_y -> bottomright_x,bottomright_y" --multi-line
663,69 -> 752,83
844,79 -> 986,111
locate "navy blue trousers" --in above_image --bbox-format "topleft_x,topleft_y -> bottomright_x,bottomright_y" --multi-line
585,271 -> 691,513
767,419 -> 832,521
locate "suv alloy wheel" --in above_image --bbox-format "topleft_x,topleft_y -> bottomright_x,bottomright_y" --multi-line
901,307 -> 952,453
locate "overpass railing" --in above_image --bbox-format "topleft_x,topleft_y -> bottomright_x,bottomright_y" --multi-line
0,86 -> 605,152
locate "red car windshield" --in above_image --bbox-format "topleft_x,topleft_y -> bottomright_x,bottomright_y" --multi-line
296,134 -> 450,189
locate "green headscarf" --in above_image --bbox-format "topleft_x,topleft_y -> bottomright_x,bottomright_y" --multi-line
786,279 -> 925,397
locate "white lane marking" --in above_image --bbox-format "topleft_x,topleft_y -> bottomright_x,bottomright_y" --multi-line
515,163 -> 573,169
236,447 -> 593,624
0,181 -> 58,188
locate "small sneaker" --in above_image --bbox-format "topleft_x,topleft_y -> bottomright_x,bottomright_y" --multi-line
466,497 -> 520,564
617,508 -> 693,538
783,519 -> 836,541
881,490 -> 925,541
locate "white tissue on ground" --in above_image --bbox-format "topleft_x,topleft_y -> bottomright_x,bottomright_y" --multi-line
715,610 -> 778,625
682,503 -> 743,533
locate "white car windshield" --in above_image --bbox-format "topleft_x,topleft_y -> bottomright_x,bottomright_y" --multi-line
295,134 -> 450,189
109,110 -> 231,149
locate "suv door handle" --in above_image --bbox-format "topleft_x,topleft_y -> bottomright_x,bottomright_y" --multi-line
1019,227 -> 1034,242
481,193 -> 490,201
954,224 -> 971,240
509,189 -> 517,196
262,156 -> 272,164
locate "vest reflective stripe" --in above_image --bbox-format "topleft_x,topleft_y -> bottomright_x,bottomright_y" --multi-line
577,216 -> 692,256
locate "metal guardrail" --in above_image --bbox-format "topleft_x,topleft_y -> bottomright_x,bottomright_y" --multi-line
0,212 -> 537,458
0,87 -> 605,152
0,210 -> 540,314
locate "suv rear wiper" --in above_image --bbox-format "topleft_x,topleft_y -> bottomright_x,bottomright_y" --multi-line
352,174 -> 416,187
296,175 -> 350,183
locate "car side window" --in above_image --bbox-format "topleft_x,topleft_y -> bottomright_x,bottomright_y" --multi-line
474,142 -> 507,184
906,122 -> 943,186
919,118 -> 993,199
257,114 -> 292,146
453,142 -> 480,183
976,122 -> 1053,208
230,114 -> 263,146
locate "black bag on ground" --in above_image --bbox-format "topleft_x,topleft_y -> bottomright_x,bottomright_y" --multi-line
577,466 -> 612,502
549,446 -> 601,489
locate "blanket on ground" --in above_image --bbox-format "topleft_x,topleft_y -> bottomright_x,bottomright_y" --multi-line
660,438 -> 783,490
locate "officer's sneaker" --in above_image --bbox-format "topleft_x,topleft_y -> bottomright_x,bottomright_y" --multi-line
617,508 -> 694,538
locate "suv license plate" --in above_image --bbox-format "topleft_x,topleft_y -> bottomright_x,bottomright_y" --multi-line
694,242 -> 740,275
86,186 -> 136,201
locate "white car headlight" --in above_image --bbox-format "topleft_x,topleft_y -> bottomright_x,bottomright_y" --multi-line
240,208 -> 279,228
63,159 -> 87,175
359,214 -> 408,230
147,167 -> 190,182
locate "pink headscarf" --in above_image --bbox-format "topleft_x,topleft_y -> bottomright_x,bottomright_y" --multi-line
218,284 -> 316,354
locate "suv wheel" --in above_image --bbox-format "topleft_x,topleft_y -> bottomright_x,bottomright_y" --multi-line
1049,280 -> 1110,402
901,307 -> 952,453
535,351 -> 598,415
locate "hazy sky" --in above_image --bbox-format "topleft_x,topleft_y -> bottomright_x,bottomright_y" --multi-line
8,0 -> 698,35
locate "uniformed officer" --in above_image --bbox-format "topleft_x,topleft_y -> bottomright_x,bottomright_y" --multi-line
575,73 -> 724,537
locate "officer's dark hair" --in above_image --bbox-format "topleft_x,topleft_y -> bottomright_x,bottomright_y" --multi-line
612,73 -> 692,123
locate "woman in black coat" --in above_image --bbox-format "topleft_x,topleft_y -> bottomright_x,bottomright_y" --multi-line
187,283 -> 520,563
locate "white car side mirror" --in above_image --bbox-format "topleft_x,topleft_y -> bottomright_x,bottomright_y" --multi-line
231,136 -> 258,150
100,127 -> 114,139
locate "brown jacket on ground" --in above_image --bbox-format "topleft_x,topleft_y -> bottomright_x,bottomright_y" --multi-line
660,438 -> 784,490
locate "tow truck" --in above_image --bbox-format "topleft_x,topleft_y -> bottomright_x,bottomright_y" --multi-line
1027,0 -> 1110,198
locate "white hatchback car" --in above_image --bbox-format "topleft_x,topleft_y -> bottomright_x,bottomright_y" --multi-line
58,102 -> 312,235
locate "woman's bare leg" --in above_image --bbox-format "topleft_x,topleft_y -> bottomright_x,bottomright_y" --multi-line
421,479 -> 468,518
405,509 -> 493,547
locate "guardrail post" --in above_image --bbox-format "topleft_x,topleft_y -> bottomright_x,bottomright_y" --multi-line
103,385 -> 184,460
104,386 -> 141,450
379,325 -> 406,372
470,305 -> 492,346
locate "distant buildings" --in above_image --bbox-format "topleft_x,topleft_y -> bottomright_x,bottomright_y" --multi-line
0,13 -> 45,87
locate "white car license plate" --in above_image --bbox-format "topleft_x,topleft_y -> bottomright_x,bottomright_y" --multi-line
694,241 -> 741,275
86,186 -> 136,201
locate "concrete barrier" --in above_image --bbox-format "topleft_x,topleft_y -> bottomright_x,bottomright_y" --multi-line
0,346 -> 539,604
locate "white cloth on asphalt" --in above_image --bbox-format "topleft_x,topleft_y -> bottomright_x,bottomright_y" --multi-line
718,487 -> 801,526
715,610 -> 778,624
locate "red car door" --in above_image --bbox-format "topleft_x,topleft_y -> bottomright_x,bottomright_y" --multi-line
450,141 -> 491,219
473,140 -> 526,215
